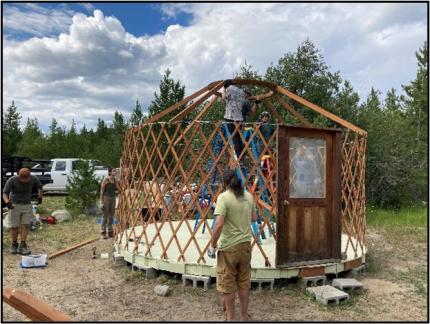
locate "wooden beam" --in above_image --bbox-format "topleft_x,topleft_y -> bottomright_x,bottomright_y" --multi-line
173,96 -> 218,146
276,86 -> 367,135
3,287 -> 72,321
230,79 -> 277,91
169,81 -> 225,123
144,83 -> 214,124
248,90 -> 274,101
48,238 -> 98,260
264,101 -> 285,123
274,94 -> 312,127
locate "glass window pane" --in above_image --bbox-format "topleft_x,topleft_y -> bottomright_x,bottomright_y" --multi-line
289,137 -> 326,198
55,161 -> 66,171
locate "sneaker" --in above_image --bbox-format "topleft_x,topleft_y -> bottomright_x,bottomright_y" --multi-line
100,230 -> 106,235
18,242 -> 31,255
108,232 -> 114,238
10,242 -> 19,254
103,234 -> 109,240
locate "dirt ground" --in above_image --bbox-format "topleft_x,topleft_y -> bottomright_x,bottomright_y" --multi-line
2,220 -> 428,322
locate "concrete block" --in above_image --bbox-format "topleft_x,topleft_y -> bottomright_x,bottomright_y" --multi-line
300,275 -> 326,287
131,263 -> 158,279
154,285 -> 170,297
332,278 -> 363,291
251,278 -> 275,291
182,274 -> 211,290
112,251 -> 127,265
306,285 -> 349,305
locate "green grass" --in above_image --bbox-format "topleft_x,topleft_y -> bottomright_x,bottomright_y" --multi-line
3,196 -> 98,250
366,206 -> 427,227
36,195 -> 67,215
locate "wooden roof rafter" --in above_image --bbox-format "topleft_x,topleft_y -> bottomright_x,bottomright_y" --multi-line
143,78 -> 367,135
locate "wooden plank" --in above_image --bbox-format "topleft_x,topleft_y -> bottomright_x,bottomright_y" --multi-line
274,94 -> 312,127
288,207 -> 297,256
3,287 -> 72,321
311,207 -> 320,254
264,101 -> 285,123
343,257 -> 363,271
319,207 -> 327,255
230,79 -> 277,91
275,85 -> 367,135
275,125 -> 287,266
247,91 -> 274,101
144,84 -> 212,124
169,81 -> 225,123
296,207 -> 304,260
303,207 -> 312,254
333,131 -> 342,259
48,238 -> 98,259
299,266 -> 325,277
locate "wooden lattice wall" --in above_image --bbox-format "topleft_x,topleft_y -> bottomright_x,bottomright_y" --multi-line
114,79 -> 367,266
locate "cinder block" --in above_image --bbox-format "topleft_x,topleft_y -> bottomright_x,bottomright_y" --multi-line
182,274 -> 211,290
112,251 -> 127,265
331,278 -> 363,291
306,285 -> 349,305
300,275 -> 326,287
251,278 -> 275,291
131,263 -> 158,279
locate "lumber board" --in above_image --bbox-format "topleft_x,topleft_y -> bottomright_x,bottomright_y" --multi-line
3,287 -> 72,321
48,237 -> 98,259
274,94 -> 312,127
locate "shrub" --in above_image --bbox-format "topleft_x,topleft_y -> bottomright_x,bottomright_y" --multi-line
65,160 -> 100,217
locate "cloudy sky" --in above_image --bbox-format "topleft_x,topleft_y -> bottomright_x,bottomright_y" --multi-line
3,2 -> 427,132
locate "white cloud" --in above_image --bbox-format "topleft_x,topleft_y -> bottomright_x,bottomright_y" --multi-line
3,3 -> 75,38
2,3 -> 427,132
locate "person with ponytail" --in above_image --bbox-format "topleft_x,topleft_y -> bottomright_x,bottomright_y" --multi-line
210,169 -> 257,321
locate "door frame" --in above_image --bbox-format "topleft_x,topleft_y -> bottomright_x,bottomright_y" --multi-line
276,125 -> 342,267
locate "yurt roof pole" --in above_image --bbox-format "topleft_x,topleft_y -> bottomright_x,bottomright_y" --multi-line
169,80 -> 225,123
274,94 -> 312,127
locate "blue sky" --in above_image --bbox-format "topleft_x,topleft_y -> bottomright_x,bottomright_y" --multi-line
2,2 -> 428,132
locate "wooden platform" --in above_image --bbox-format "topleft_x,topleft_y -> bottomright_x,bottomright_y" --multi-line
114,221 -> 365,279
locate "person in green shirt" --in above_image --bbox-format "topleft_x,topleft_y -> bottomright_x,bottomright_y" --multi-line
210,169 -> 257,321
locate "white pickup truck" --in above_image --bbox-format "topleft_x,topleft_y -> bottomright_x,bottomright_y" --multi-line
32,158 -> 114,193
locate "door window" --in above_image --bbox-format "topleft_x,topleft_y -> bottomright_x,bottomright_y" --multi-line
54,161 -> 66,171
289,137 -> 326,198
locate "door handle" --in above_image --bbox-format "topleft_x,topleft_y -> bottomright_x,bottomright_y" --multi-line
283,200 -> 289,206
61,173 -> 67,175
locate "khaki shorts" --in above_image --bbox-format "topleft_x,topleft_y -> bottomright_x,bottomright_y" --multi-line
9,204 -> 32,228
216,241 -> 252,294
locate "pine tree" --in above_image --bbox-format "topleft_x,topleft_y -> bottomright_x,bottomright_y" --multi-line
16,118 -> 46,158
265,40 -> 342,126
147,69 -> 185,121
65,159 -> 100,216
2,101 -> 22,156
129,100 -> 143,126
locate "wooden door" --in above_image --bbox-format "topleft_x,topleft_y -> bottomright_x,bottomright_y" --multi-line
276,125 -> 342,267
